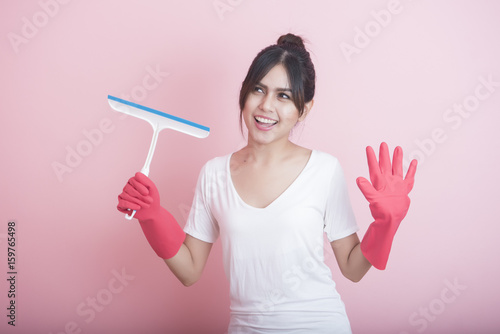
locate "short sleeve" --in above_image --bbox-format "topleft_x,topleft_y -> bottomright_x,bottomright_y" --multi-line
183,162 -> 220,243
323,159 -> 359,242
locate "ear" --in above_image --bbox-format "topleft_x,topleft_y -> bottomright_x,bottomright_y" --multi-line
298,99 -> 314,122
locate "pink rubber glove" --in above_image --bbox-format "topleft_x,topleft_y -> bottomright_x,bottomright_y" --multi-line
117,172 -> 185,259
357,142 -> 417,270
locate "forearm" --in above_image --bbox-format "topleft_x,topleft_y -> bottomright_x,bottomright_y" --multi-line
117,173 -> 211,286
343,242 -> 372,282
164,244 -> 199,286
331,233 -> 372,282
138,210 -> 205,286
163,235 -> 213,287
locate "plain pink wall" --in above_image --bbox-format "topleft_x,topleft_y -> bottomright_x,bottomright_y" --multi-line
2,1 -> 499,333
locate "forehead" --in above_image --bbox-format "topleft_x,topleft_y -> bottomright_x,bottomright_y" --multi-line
260,64 -> 290,88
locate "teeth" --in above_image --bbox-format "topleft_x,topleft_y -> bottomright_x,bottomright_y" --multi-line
255,116 -> 277,124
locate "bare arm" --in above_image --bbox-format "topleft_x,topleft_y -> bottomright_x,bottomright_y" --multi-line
330,233 -> 371,282
164,234 -> 213,287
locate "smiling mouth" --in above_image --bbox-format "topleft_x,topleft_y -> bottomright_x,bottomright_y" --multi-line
254,116 -> 278,126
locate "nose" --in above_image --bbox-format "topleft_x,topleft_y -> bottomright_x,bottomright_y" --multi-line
259,92 -> 274,112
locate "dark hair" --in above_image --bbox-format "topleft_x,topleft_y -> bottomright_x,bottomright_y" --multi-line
239,33 -> 316,127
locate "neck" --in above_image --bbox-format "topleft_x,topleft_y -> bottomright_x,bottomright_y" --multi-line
241,139 -> 297,165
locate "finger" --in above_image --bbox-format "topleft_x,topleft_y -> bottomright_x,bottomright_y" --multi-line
128,176 -> 149,196
379,142 -> 392,175
117,206 -> 133,214
122,192 -> 152,207
118,192 -> 151,210
134,172 -> 154,191
405,159 -> 417,180
366,145 -> 383,189
123,182 -> 148,200
117,197 -> 141,211
392,146 -> 403,178
356,177 -> 378,201
402,159 -> 417,193
404,159 -> 418,192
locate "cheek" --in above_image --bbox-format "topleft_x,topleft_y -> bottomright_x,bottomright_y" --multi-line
282,106 -> 300,122
242,97 -> 258,117
241,105 -> 251,122
244,94 -> 258,109
241,104 -> 254,127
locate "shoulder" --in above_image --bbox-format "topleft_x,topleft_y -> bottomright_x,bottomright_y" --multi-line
311,150 -> 340,169
199,153 -> 231,176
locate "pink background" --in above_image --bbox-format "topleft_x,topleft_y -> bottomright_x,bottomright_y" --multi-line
2,1 -> 500,333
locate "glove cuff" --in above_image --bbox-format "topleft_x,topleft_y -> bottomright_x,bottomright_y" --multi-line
360,217 -> 399,270
139,207 -> 186,259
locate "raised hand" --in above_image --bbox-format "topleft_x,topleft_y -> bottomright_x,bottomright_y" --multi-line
357,142 -> 417,270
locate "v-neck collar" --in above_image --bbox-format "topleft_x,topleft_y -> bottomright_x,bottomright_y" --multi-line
226,150 -> 316,210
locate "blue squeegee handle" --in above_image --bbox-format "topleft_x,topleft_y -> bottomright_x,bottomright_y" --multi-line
125,124 -> 160,220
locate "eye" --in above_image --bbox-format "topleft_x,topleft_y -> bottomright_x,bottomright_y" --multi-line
278,93 -> 291,100
254,86 -> 264,94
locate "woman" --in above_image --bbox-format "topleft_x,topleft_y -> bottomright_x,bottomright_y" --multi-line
117,33 -> 417,333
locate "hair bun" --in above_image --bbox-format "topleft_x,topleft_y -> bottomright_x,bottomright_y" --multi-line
277,33 -> 305,49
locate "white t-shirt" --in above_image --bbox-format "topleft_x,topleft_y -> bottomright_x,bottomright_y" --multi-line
184,150 -> 359,334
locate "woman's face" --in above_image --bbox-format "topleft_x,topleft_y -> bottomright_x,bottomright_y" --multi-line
242,64 -> 309,146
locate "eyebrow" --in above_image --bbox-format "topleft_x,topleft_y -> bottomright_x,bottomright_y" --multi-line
257,82 -> 292,92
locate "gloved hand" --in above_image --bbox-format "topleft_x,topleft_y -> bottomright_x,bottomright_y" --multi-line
117,172 -> 185,259
357,142 -> 417,270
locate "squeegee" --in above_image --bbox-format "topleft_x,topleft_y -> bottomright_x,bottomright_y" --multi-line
108,95 -> 210,220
